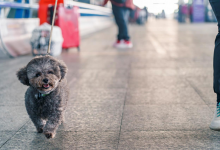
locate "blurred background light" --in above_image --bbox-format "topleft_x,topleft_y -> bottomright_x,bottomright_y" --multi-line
133,0 -> 179,18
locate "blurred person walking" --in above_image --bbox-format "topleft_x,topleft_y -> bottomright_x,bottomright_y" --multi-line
178,5 -> 183,22
209,0 -> 220,130
189,5 -> 193,23
181,4 -> 188,22
161,10 -> 166,19
102,0 -> 135,48
143,7 -> 148,21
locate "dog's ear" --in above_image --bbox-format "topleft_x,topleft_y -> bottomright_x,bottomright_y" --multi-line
16,66 -> 30,86
58,60 -> 68,81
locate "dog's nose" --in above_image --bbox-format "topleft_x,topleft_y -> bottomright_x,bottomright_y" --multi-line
43,78 -> 49,83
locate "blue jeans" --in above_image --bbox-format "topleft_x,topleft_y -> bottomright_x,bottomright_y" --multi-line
112,4 -> 130,41
209,0 -> 220,101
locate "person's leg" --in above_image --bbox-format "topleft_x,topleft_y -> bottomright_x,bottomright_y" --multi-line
112,4 -> 124,41
209,0 -> 220,101
121,7 -> 130,41
181,14 -> 185,23
190,14 -> 193,23
112,4 -> 132,48
178,6 -> 182,23
209,0 -> 220,130
112,4 -> 131,41
214,32 -> 220,104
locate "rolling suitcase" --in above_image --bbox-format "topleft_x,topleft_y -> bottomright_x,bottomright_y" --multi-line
48,5 -> 80,51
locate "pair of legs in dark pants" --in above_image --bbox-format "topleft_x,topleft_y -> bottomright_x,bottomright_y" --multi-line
209,0 -> 220,103
112,4 -> 130,41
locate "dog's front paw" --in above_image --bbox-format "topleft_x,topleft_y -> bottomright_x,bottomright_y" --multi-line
44,131 -> 56,139
37,128 -> 43,133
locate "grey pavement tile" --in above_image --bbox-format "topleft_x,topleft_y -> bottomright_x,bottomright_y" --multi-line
126,87 -> 205,105
130,51 -> 162,59
186,76 -> 215,105
64,103 -> 123,131
168,51 -> 212,60
0,131 -> 118,150
0,56 -> 31,70
19,89 -> 126,132
69,69 -> 129,89
0,65 -> 21,79
121,105 -> 212,131
69,88 -> 126,106
20,104 -> 124,132
0,131 -> 15,147
1,131 -> 77,150
76,131 -> 119,150
130,68 -> 179,77
186,76 -> 213,89
118,131 -> 220,150
0,82 -> 27,106
0,60 -> 32,83
129,68 -> 211,77
208,105 -> 216,113
82,57 -> 131,69
134,45 -> 155,52
67,69 -> 129,87
75,77 -> 128,89
16,120 -> 36,133
128,76 -> 189,89
0,106 -> 29,131
0,73 -> 20,90
78,69 -> 129,79
191,87 -> 216,105
131,59 -> 185,69
0,20 -> 219,149
187,61 -> 212,68
178,68 -> 212,77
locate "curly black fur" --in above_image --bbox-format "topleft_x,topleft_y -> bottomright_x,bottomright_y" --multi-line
17,55 -> 69,139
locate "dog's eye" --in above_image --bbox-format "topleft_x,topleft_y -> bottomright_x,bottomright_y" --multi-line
36,72 -> 41,77
48,71 -> 54,74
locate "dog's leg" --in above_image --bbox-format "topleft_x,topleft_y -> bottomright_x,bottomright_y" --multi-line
29,115 -> 46,133
25,98 -> 46,133
61,112 -> 66,124
43,114 -> 62,139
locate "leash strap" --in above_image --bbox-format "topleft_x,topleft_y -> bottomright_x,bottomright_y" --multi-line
47,0 -> 59,54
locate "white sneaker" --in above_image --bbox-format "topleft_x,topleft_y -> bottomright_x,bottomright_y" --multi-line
123,40 -> 133,48
210,104 -> 220,130
114,40 -> 133,49
113,40 -> 121,47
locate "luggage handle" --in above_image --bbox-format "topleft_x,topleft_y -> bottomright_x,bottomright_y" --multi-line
47,0 -> 58,54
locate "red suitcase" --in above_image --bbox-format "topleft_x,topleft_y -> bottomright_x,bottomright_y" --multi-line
39,0 -> 64,25
48,5 -> 80,50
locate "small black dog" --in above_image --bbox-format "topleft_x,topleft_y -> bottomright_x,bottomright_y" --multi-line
17,55 -> 69,139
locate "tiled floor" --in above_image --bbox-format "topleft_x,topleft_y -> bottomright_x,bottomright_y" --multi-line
0,19 -> 219,149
